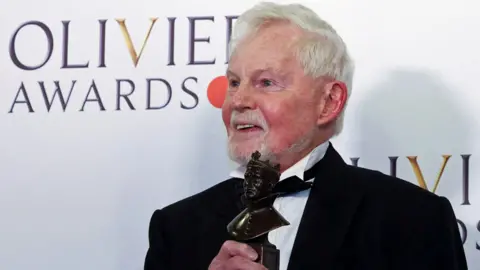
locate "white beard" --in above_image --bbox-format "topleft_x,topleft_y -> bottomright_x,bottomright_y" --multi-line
226,108 -> 317,166
227,127 -> 315,166
227,132 -> 271,165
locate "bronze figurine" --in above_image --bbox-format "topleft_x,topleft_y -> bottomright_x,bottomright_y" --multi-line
227,151 -> 289,270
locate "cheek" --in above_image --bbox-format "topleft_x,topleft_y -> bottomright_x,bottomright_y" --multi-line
263,101 -> 315,143
262,101 -> 296,130
221,106 -> 231,129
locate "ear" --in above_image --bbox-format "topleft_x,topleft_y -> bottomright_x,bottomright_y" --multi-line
316,80 -> 348,126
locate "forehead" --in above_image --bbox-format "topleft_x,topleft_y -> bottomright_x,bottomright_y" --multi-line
229,22 -> 304,74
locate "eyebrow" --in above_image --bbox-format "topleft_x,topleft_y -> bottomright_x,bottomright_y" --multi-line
226,67 -> 287,78
226,70 -> 238,78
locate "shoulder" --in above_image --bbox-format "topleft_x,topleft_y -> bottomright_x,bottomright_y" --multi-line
342,165 -> 460,247
344,165 -> 455,220
338,162 -> 467,265
149,178 -> 239,225
346,164 -> 442,200
344,166 -> 466,266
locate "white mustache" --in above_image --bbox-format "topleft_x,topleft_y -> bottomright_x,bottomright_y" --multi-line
230,109 -> 268,130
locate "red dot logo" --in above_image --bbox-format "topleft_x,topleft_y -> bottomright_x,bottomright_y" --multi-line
207,76 -> 228,108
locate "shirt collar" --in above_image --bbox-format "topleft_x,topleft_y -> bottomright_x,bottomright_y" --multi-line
229,141 -> 330,181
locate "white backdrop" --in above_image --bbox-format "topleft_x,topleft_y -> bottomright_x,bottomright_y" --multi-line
1,0 -> 478,269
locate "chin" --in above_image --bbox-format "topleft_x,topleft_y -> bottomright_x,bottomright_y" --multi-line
228,142 -> 256,164
227,141 -> 275,165
227,147 -> 251,165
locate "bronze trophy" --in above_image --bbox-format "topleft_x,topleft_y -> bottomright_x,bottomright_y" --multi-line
227,151 -> 289,270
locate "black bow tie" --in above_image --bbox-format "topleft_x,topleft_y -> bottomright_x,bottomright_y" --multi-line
271,161 -> 319,196
273,164 -> 316,196
271,175 -> 312,197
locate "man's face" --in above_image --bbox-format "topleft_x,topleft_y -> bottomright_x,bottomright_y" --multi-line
222,22 -> 324,166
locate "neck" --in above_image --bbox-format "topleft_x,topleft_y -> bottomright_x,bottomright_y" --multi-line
273,128 -> 333,173
277,148 -> 312,173
276,139 -> 327,173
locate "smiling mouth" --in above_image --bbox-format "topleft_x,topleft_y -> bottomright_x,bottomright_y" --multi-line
235,124 -> 263,132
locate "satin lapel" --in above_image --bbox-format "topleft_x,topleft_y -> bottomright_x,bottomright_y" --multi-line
287,145 -> 365,270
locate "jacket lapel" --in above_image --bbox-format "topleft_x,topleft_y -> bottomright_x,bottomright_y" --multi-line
198,178 -> 244,265
209,177 -> 245,234
287,144 -> 365,270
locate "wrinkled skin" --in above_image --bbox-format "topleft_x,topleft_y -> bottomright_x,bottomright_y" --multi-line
222,21 -> 347,172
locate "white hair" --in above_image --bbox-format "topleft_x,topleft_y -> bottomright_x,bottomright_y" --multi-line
228,2 -> 355,136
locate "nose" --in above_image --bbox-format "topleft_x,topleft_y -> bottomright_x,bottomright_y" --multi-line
230,84 -> 256,111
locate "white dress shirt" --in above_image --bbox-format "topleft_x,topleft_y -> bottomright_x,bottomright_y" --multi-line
229,141 -> 330,270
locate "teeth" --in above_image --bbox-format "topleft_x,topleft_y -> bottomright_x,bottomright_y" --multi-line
236,124 -> 255,130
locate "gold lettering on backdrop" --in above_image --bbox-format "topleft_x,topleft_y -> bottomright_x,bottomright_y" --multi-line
116,18 -> 158,67
407,155 -> 451,193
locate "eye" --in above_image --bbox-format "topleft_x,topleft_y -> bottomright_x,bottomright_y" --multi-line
229,79 -> 240,88
261,79 -> 273,87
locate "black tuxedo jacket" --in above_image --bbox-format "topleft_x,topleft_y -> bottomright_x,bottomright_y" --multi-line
144,144 -> 468,270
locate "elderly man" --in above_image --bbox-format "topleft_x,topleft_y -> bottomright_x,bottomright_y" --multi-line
144,2 -> 467,270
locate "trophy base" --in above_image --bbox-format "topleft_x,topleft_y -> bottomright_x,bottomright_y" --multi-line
249,242 -> 279,270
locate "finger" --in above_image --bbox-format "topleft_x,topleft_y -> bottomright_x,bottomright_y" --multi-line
226,256 -> 267,270
216,240 -> 258,261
